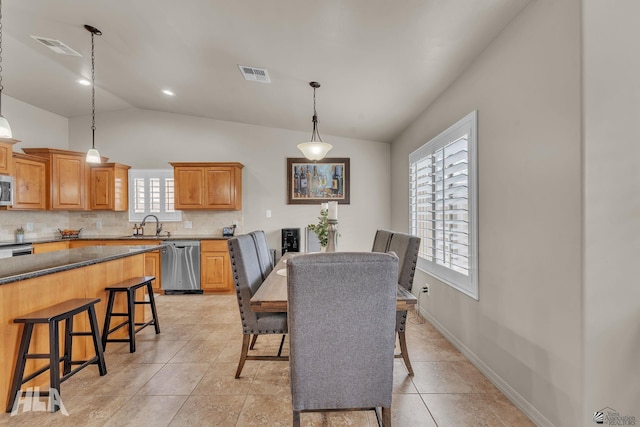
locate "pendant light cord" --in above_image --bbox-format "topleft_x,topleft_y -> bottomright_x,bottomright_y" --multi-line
0,0 -> 4,115
311,84 -> 323,143
90,30 -> 96,149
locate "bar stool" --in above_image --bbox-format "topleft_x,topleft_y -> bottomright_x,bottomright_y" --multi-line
6,298 -> 107,413
102,276 -> 160,353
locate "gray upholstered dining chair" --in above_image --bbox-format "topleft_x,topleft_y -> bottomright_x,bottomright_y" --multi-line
249,230 -> 273,280
372,229 -> 394,253
287,252 -> 398,426
228,234 -> 288,378
247,230 -> 280,351
373,229 -> 421,376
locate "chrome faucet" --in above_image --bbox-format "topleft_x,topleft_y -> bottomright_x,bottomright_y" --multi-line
140,214 -> 162,237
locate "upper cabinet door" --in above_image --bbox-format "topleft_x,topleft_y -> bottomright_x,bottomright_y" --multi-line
0,138 -> 18,175
90,163 -> 130,211
171,162 -> 243,210
174,167 -> 206,208
52,152 -> 85,210
11,153 -> 47,210
205,167 -> 235,209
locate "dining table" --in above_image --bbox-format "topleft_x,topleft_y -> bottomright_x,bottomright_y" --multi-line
250,252 -> 418,313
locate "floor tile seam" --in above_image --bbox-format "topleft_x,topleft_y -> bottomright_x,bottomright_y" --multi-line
393,391 -> 420,396
100,391 -> 139,426
418,392 -> 498,395
232,394 -> 251,427
162,394 -> 192,427
133,360 -> 171,394
413,391 -> 440,427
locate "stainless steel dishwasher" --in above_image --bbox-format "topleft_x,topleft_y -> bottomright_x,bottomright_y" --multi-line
160,240 -> 202,294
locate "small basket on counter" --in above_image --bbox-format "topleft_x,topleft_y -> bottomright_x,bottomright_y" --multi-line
58,228 -> 82,239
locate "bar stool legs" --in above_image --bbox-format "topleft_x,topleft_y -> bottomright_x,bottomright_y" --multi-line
6,298 -> 106,414
102,276 -> 160,353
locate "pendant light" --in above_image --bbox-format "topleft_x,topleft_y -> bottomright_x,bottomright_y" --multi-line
85,24 -> 102,164
0,0 -> 12,138
297,81 -> 332,161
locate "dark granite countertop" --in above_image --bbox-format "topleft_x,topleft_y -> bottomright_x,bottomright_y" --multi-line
0,245 -> 163,286
0,235 -> 229,248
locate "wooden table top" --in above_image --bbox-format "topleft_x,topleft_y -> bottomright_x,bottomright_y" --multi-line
250,252 -> 418,313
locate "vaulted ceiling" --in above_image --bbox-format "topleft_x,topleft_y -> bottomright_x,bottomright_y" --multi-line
2,0 -> 530,142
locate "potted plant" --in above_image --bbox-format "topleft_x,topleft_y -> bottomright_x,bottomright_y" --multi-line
15,226 -> 24,243
307,208 -> 329,250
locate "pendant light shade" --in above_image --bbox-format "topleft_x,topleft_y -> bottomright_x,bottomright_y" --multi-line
85,148 -> 101,163
297,82 -> 332,160
0,116 -> 11,138
296,141 -> 332,161
85,24 -> 102,164
0,0 -> 12,138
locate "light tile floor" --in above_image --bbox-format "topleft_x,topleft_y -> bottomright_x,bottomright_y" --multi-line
1,294 -> 535,426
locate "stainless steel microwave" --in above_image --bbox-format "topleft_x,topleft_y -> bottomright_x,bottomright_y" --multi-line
0,175 -> 13,206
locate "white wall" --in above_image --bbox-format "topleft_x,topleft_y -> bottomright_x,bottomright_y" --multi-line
3,94 -> 69,151
390,1 -> 582,426
583,0 -> 640,420
0,95 -> 70,241
68,108 -> 390,252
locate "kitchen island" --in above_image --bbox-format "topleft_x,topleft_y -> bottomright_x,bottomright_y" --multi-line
0,245 -> 162,411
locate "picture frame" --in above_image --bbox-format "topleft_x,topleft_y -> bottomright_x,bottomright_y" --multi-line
287,158 -> 350,204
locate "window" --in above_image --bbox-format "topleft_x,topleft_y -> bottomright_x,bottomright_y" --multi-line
128,169 -> 182,222
409,111 -> 478,299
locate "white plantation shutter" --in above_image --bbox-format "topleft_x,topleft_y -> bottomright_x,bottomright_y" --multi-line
410,111 -> 478,299
129,170 -> 182,222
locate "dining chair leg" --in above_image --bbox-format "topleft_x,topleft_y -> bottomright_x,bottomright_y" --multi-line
398,331 -> 414,376
249,334 -> 258,350
235,335 -> 251,379
277,334 -> 286,357
381,406 -> 391,427
292,410 -> 301,427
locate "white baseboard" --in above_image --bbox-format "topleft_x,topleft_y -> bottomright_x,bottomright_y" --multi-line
419,307 -> 555,427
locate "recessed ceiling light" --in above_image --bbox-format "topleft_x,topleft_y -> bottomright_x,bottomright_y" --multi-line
162,89 -> 174,96
78,79 -> 91,86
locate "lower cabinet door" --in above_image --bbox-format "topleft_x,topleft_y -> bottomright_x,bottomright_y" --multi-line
201,250 -> 232,293
144,250 -> 162,292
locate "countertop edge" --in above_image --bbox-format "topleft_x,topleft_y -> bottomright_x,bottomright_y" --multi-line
0,236 -> 230,247
0,245 -> 163,286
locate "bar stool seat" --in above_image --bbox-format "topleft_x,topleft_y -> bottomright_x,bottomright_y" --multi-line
6,298 -> 107,413
102,276 -> 160,353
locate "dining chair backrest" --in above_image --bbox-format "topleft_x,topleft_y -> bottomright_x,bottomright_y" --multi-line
249,230 -> 273,280
228,234 -> 264,332
287,252 -> 398,415
372,229 -> 394,253
305,227 -> 321,253
387,231 -> 421,292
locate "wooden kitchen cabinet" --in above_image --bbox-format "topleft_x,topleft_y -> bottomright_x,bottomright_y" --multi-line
33,241 -> 69,253
171,162 -> 243,210
0,138 -> 18,175
68,239 -> 162,292
144,250 -> 162,293
201,240 -> 233,293
22,148 -> 103,210
90,163 -> 130,211
10,153 -> 47,210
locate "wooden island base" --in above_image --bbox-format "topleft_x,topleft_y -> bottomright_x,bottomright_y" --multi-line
0,253 -> 148,411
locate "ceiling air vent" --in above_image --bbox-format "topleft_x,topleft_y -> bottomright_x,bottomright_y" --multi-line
30,35 -> 82,56
238,65 -> 271,83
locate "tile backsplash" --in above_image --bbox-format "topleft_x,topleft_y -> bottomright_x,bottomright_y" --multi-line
0,210 -> 243,242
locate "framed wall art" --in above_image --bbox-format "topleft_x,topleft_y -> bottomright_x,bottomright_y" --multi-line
287,158 -> 350,204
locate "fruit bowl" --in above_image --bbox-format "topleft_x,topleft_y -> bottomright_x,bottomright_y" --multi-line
58,228 -> 82,239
